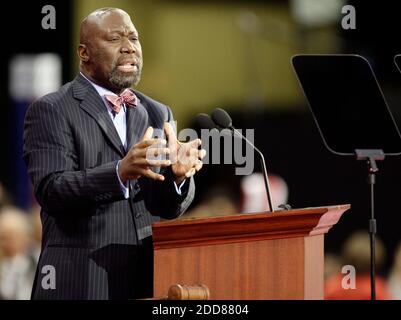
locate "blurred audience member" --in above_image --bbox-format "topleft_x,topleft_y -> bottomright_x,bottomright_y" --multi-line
180,184 -> 239,219
28,204 -> 42,263
325,231 -> 390,300
324,253 -> 343,281
240,173 -> 289,212
0,206 -> 36,300
387,242 -> 401,299
0,183 -> 12,210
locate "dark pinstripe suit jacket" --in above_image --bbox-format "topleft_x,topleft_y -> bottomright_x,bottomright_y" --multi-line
23,74 -> 195,299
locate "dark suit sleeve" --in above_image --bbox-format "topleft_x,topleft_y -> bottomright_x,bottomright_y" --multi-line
23,100 -> 125,213
138,105 -> 195,219
139,168 -> 194,219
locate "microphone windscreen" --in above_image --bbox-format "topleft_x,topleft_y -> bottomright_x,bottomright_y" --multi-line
211,108 -> 232,129
194,113 -> 216,130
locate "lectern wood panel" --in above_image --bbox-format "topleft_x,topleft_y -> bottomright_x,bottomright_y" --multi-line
152,205 -> 349,300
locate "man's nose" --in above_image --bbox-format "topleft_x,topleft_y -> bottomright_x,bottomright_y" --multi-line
121,38 -> 136,54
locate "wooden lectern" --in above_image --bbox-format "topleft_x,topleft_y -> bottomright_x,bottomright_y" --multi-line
152,205 -> 349,300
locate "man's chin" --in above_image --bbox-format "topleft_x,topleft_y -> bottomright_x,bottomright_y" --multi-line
109,73 -> 140,89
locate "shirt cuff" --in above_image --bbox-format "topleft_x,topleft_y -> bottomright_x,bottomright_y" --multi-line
173,179 -> 187,195
116,160 -> 129,199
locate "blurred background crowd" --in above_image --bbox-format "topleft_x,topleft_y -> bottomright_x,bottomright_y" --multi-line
1,0 -> 401,299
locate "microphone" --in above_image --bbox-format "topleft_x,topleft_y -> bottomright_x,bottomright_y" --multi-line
210,108 -> 233,129
211,108 -> 275,212
194,113 -> 217,130
194,113 -> 232,137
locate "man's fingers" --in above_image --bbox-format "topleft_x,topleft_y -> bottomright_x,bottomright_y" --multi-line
185,168 -> 196,178
142,169 -> 165,181
148,159 -> 171,167
195,160 -> 203,172
199,149 -> 207,159
188,138 -> 202,148
164,122 -> 176,141
164,122 -> 178,158
142,126 -> 154,141
177,140 -> 203,155
184,161 -> 202,179
142,147 -> 170,158
135,138 -> 167,149
136,158 -> 171,167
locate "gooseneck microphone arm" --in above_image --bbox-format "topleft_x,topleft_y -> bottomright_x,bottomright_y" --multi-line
209,108 -> 274,212
230,126 -> 274,212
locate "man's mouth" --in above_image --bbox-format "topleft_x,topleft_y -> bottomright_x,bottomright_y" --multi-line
116,61 -> 138,73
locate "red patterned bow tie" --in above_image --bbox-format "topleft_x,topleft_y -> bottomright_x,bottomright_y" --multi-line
104,88 -> 138,114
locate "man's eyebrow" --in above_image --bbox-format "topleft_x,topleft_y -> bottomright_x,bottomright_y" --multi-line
108,28 -> 138,36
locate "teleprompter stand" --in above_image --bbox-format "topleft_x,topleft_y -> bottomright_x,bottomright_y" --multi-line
355,149 -> 384,300
292,54 -> 401,300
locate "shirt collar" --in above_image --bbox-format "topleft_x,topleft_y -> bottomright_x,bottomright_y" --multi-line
80,72 -> 117,97
79,72 -> 140,114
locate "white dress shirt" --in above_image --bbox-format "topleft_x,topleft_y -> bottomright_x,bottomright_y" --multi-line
80,73 -> 186,197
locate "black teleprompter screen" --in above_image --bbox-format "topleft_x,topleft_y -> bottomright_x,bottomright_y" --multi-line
292,54 -> 401,156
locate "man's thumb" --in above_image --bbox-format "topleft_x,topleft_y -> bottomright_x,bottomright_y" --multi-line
142,126 -> 153,140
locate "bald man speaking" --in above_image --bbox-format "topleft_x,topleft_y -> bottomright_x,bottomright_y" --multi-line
23,8 -> 205,300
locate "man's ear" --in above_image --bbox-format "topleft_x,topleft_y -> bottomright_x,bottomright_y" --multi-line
77,44 -> 89,63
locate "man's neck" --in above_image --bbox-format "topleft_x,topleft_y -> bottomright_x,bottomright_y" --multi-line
80,70 -> 121,94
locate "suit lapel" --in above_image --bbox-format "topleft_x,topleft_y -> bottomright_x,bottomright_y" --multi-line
72,75 -> 125,157
126,99 -> 149,151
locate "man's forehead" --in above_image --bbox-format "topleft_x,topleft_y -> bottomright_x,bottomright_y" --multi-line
106,24 -> 138,34
97,10 -> 135,29
80,9 -> 138,43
